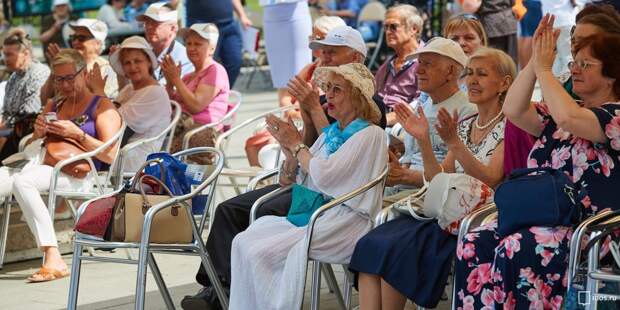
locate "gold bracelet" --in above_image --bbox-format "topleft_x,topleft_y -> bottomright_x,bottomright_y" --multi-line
292,143 -> 309,159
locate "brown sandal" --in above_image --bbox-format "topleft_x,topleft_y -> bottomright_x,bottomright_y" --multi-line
27,267 -> 70,283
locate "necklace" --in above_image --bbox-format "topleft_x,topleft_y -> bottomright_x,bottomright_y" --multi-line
475,111 -> 504,130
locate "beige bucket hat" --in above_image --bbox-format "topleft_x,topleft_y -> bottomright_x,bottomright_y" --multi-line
110,36 -> 158,76
314,63 -> 380,124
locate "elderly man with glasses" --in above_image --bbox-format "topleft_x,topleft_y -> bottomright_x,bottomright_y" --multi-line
137,2 -> 193,85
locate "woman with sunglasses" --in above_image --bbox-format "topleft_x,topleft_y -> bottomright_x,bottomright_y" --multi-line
0,28 -> 50,162
453,15 -> 620,308
0,49 -> 121,282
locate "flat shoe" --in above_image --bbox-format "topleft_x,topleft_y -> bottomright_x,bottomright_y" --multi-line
27,267 -> 70,283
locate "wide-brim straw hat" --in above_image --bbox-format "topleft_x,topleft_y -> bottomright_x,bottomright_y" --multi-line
314,63 -> 380,125
110,36 -> 158,77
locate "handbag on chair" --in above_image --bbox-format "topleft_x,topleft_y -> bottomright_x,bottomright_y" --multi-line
495,167 -> 585,238
110,174 -> 193,243
43,135 -> 92,178
391,173 -> 494,235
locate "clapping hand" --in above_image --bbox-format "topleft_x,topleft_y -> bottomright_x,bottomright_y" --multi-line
532,14 -> 561,76
435,107 -> 460,147
86,62 -> 107,96
46,43 -> 61,61
265,114 -> 303,153
386,150 -> 408,186
288,76 -> 322,113
161,55 -> 182,85
394,101 -> 430,142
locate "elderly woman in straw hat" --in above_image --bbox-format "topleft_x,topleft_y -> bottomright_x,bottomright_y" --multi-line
109,36 -> 171,171
228,63 -> 388,310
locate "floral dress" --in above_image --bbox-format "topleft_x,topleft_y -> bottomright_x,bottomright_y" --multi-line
454,103 -> 620,309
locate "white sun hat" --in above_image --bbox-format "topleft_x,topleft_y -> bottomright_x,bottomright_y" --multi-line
110,36 -> 158,76
309,26 -> 367,58
69,19 -> 108,42
181,23 -> 219,46
412,37 -> 468,68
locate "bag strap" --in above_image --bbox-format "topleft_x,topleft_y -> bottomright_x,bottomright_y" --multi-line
131,159 -> 166,190
508,167 -> 555,179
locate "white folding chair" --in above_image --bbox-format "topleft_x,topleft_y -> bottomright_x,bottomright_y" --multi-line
67,147 -> 227,310
358,2 -> 387,71
249,166 -> 389,310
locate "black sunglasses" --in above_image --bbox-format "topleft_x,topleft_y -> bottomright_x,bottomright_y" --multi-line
69,34 -> 94,42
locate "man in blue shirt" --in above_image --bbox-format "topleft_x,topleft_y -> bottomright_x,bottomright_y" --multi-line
185,0 -> 252,87
124,0 -> 149,25
137,2 -> 193,84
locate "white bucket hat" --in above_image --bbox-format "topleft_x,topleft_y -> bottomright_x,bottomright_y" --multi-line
412,37 -> 468,68
309,26 -> 367,58
314,63 -> 380,125
137,2 -> 178,23
110,36 -> 158,76
69,19 -> 108,42
181,23 -> 219,47
53,0 -> 72,9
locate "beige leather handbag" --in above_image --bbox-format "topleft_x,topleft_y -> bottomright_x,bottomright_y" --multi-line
111,174 -> 193,244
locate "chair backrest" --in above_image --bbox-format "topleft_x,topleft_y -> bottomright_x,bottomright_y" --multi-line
162,100 -> 183,153
358,2 -> 387,23
18,133 -> 34,152
112,101 -> 182,186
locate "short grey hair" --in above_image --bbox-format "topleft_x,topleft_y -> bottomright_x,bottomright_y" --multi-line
313,16 -> 347,34
386,4 -> 423,39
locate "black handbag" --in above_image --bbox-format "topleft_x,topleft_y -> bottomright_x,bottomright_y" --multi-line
496,167 -> 586,237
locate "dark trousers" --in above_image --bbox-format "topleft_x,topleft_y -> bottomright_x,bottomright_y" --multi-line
196,184 -> 292,287
187,18 -> 243,87
488,33 -> 518,65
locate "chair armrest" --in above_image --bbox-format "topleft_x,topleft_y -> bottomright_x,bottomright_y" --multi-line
304,166 -> 389,249
247,168 -> 279,192
249,185 -> 293,224
375,205 -> 403,227
456,203 -> 497,243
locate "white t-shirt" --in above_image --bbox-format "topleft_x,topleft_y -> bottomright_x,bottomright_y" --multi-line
117,84 -> 171,171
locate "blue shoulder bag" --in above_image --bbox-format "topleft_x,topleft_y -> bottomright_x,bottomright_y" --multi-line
496,167 -> 586,238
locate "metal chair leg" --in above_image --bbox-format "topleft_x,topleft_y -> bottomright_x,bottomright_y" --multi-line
342,266 -> 353,310
322,264 -> 346,310
197,248 -> 229,310
67,242 -> 83,310
311,261 -> 322,310
148,253 -> 175,310
135,246 -> 150,310
0,198 -> 12,269
586,232 -> 602,310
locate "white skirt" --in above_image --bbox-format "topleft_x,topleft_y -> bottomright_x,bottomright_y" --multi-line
229,205 -> 373,310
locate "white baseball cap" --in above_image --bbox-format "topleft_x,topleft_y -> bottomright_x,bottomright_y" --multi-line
69,19 -> 108,42
181,23 -> 219,46
412,37 -> 468,68
309,26 -> 367,58
53,0 -> 71,8
137,2 -> 178,23
110,36 -> 158,76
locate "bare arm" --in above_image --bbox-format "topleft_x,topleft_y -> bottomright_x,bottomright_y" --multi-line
40,21 -> 62,44
79,99 -> 122,164
173,81 -> 220,114
502,62 -> 543,137
537,71 -> 608,143
231,0 -> 252,29
449,140 -> 505,188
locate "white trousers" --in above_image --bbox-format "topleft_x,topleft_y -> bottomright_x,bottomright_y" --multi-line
0,165 -> 87,248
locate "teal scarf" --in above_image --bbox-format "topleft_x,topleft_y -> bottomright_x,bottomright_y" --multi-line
321,118 -> 369,155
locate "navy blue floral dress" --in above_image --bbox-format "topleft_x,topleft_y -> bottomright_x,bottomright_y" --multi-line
454,103 -> 620,309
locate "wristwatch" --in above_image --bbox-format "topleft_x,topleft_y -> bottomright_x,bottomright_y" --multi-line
292,143 -> 309,159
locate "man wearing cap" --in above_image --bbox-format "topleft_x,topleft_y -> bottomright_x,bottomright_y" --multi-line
181,25 -> 388,310
40,0 -> 76,59
138,2 -> 193,85
383,37 -> 477,205
40,19 -> 119,102
289,25 -> 387,144
185,0 -> 252,87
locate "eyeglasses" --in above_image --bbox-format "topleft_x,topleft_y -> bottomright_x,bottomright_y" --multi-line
323,82 -> 345,94
52,68 -> 84,83
4,34 -> 31,47
308,35 -> 325,42
383,23 -> 402,32
69,34 -> 94,42
459,13 -> 479,21
568,59 -> 603,71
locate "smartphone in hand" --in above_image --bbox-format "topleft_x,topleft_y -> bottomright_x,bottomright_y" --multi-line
45,112 -> 57,123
